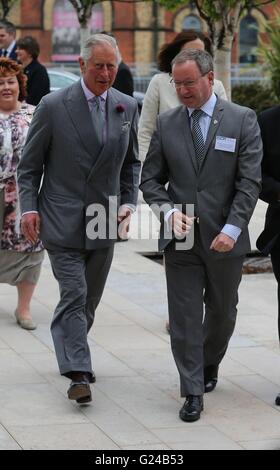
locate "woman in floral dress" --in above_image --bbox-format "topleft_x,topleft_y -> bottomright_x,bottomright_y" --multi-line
0,58 -> 44,330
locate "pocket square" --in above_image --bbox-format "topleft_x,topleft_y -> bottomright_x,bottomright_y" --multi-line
121,121 -> 130,132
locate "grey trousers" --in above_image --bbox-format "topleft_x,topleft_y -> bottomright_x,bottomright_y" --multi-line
164,234 -> 244,397
48,246 -> 114,381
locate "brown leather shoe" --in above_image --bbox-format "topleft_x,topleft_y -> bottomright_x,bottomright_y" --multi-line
67,373 -> 92,403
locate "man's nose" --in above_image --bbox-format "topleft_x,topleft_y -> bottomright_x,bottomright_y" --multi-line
100,65 -> 111,75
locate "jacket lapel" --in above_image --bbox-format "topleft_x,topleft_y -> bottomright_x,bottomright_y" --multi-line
200,99 -> 225,171
87,88 -> 126,181
63,80 -> 98,160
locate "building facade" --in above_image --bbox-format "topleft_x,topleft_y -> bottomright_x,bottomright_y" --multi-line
6,0 -> 278,68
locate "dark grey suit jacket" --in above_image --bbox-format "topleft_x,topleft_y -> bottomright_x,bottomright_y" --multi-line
140,97 -> 262,257
256,105 -> 280,254
18,81 -> 140,250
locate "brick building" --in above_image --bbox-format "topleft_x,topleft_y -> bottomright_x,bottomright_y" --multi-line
6,0 -> 279,67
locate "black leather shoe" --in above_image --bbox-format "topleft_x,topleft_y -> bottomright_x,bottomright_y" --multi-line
275,393 -> 280,406
204,365 -> 218,393
91,371 -> 96,383
179,395 -> 203,422
67,373 -> 92,403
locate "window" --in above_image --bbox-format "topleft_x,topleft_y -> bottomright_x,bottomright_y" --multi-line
52,0 -> 104,62
239,14 -> 258,64
182,15 -> 202,32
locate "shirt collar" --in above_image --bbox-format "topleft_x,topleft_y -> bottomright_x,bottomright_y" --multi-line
187,93 -> 217,118
6,40 -> 16,55
81,78 -> 107,103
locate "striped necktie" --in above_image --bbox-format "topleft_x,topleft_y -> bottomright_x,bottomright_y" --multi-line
191,109 -> 205,169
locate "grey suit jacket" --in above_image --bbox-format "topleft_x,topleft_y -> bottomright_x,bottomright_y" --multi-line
18,81 -> 140,250
140,98 -> 262,257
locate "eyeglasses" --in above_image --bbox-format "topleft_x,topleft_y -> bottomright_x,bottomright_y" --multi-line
170,72 -> 209,89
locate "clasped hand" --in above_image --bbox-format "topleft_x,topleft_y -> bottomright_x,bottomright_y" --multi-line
21,213 -> 40,244
171,211 -> 194,237
210,233 -> 235,252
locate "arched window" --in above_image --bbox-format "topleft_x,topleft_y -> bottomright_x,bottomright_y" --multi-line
182,15 -> 202,32
239,14 -> 258,64
52,0 -> 104,62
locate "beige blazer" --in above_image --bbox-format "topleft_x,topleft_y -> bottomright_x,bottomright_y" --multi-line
138,72 -> 227,161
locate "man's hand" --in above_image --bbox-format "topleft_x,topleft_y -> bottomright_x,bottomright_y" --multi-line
21,213 -> 41,244
117,206 -> 132,240
210,233 -> 235,252
171,211 -> 194,238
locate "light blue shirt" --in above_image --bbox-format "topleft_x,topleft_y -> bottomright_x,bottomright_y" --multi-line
5,40 -> 16,57
165,93 -> 241,243
188,92 -> 217,142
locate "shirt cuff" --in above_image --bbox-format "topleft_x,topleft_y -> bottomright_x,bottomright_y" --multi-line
119,204 -> 136,213
164,208 -> 179,224
221,224 -> 241,242
22,211 -> 38,216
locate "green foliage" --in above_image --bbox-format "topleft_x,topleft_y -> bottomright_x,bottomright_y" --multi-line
259,9 -> 280,99
0,0 -> 18,20
158,1 -> 275,19
157,0 -> 186,9
232,82 -> 278,114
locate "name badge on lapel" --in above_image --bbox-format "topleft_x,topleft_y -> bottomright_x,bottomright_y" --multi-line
121,121 -> 130,132
215,136 -> 236,153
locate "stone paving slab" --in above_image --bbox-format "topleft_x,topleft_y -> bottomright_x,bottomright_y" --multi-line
0,200 -> 279,450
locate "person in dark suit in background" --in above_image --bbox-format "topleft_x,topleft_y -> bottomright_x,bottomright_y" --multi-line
113,59 -> 134,97
16,36 -> 50,106
256,106 -> 280,406
0,21 -> 17,60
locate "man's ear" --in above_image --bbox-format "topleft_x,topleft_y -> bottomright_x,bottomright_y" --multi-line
209,71 -> 214,85
78,57 -> 85,74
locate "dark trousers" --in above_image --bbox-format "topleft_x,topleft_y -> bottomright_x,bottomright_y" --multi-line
164,233 -> 244,397
271,236 -> 280,342
48,246 -> 114,380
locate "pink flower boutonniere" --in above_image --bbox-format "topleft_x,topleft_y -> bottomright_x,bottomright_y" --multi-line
116,104 -> 125,113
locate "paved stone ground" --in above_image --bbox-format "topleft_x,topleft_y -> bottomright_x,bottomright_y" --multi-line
0,200 -> 279,450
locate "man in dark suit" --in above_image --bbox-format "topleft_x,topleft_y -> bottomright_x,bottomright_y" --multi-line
141,49 -> 262,422
256,106 -> 280,407
18,34 -> 140,404
0,21 -> 17,60
16,36 -> 50,105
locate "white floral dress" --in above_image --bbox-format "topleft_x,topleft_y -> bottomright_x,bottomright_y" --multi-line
0,103 -> 44,285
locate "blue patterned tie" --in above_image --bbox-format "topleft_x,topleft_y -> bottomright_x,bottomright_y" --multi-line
90,96 -> 104,147
191,109 -> 205,169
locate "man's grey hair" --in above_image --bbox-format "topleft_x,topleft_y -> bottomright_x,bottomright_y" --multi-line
0,20 -> 16,35
80,34 -> 120,64
171,49 -> 213,75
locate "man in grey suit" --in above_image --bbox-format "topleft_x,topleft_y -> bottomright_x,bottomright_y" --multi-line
140,49 -> 262,422
18,34 -> 140,404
